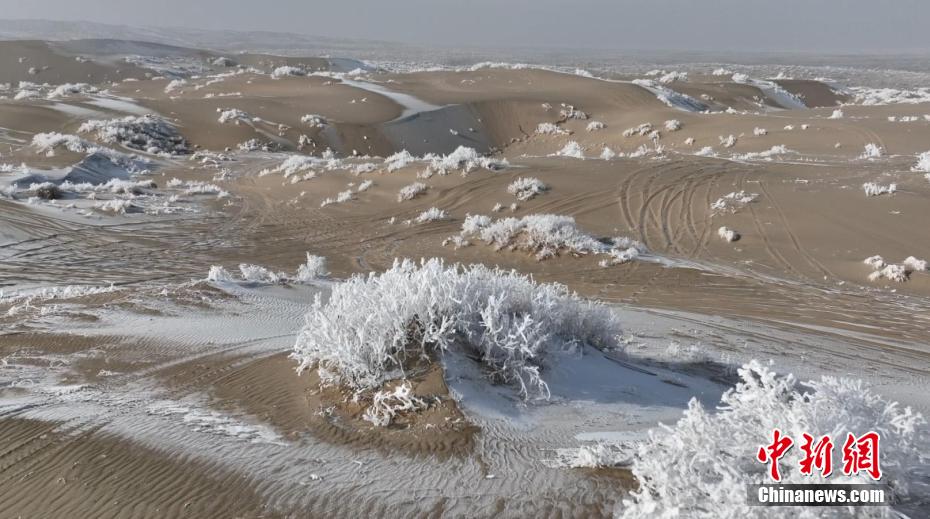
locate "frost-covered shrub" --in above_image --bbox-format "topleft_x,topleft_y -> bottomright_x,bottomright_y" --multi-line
384,147 -> 507,176
414,207 -> 448,223
711,191 -> 758,214
586,121 -> 606,132
164,79 -> 187,94
217,108 -> 249,124
694,146 -> 716,157
459,213 -> 644,262
731,145 -> 792,161
356,179 -> 374,193
600,147 -> 618,160
623,123 -> 653,137
507,177 -> 548,201
271,66 -> 306,79
296,253 -> 328,282
30,182 -> 63,200
291,259 -> 624,398
362,382 -> 427,426
79,115 -> 189,155
718,226 -> 740,242
47,83 -> 98,99
753,127 -> 768,136
862,182 -> 896,197
618,361 -> 928,519
206,265 -> 234,282
829,109 -> 844,119
536,122 -> 568,135
321,190 -> 353,207
397,181 -> 428,202
864,255 -> 926,282
719,135 -> 737,148
555,141 -> 585,159
861,143 -> 884,159
300,114 -> 327,127
94,199 -> 135,214
559,104 -> 588,120
913,151 -> 930,173
32,132 -> 94,155
664,119 -> 681,132
239,264 -> 284,284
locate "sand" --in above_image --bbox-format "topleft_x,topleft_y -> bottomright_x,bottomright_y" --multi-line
2,38 -> 930,517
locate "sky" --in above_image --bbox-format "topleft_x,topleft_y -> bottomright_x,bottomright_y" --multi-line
3,0 -> 930,53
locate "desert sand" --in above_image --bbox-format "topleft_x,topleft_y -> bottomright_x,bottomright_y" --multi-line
1,38 -> 929,518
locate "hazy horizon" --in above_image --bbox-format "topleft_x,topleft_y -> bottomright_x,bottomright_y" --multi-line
2,1 -> 930,53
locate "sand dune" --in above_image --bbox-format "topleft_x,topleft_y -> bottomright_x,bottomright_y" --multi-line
2,38 -> 930,517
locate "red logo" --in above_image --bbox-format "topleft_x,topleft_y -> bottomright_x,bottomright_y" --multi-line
757,430 -> 881,481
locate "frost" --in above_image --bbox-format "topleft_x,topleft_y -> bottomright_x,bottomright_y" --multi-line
300,114 -> 327,128
554,141 -> 585,159
207,253 -> 326,285
618,361 -> 928,519
868,264 -> 908,283
864,255 -> 927,282
217,108 -> 250,124
47,83 -> 99,99
94,199 -> 135,214
862,182 -> 896,197
413,207 -> 448,223
623,123 -> 653,137
913,151 -> 930,173
711,191 -> 758,214
848,86 -> 930,106
585,121 -> 606,132
397,181 -> 428,202
78,115 -> 189,155
731,145 -> 792,161
719,135 -> 737,148
362,383 -> 427,427
164,79 -> 187,94
860,143 -> 884,159
600,147 -> 617,160
459,213 -> 644,262
356,179 -> 374,193
507,177 -> 548,201
694,147 -> 716,157
384,150 -> 418,172
828,109 -> 844,119
731,73 -> 751,83
291,258 -> 624,399
717,226 -> 740,242
32,132 -> 94,155
535,122 -> 568,135
271,66 -> 307,79
753,127 -> 768,136
239,264 -> 284,284
559,104 -> 588,120
664,119 -> 681,132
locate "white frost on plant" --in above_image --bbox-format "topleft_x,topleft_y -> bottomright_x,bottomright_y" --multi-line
586,121 -> 606,132
300,114 -> 327,128
78,115 -> 189,155
753,127 -> 768,136
711,191 -> 758,214
623,123 -> 653,137
459,213 -> 645,262
290,258 -> 624,399
271,66 -> 307,79
719,135 -> 737,148
362,382 -> 427,427
912,151 -> 930,173
397,181 -> 428,202
507,177 -> 548,201
828,109 -> 844,119
535,122 -> 568,135
862,182 -> 896,197
217,108 -> 250,124
617,360 -> 928,519
717,226 -> 740,242
731,145 -> 792,161
664,119 -> 681,132
554,141 -> 585,159
413,207 -> 448,223
860,143 -> 884,159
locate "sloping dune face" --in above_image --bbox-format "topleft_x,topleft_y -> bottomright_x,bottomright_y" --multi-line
1,39 -> 930,518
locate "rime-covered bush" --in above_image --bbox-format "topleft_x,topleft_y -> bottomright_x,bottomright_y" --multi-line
413,207 -> 448,223
862,182 -> 896,197
555,141 -> 585,159
291,259 -> 624,399
362,382 -> 427,426
296,253 -> 328,282
536,122 -> 568,135
861,143 -> 884,159
507,177 -> 548,201
618,361 -> 928,519
397,181 -> 428,202
913,151 -> 930,173
78,115 -> 189,155
459,213 -> 645,262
